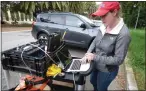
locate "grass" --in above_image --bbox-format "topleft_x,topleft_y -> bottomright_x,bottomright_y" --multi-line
128,28 -> 145,90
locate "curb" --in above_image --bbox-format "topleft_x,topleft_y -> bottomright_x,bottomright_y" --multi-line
125,57 -> 138,90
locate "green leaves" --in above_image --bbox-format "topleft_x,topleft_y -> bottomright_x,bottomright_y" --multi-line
24,2 -> 29,12
31,2 -> 35,13
44,2 -> 49,9
1,1 -> 97,16
120,1 -> 146,28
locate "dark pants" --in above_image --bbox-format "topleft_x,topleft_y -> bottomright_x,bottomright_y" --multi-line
90,68 -> 119,91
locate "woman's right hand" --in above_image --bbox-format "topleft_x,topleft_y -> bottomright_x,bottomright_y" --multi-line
80,56 -> 87,64
85,53 -> 95,63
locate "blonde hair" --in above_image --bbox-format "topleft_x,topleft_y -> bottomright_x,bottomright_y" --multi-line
117,5 -> 123,17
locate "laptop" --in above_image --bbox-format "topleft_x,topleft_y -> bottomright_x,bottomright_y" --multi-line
66,59 -> 90,72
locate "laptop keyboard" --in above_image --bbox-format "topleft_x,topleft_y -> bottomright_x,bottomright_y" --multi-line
70,60 -> 81,70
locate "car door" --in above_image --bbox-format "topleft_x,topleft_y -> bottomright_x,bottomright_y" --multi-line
36,14 -> 65,37
63,15 -> 91,48
47,14 -> 66,36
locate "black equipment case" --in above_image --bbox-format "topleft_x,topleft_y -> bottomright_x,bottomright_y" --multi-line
1,32 -> 94,91
1,42 -> 51,77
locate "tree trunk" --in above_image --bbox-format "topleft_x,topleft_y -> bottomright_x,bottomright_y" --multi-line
1,11 -> 6,21
135,6 -> 140,30
23,13 -> 26,21
31,13 -> 33,21
26,15 -> 29,21
18,11 -> 21,21
14,12 -> 16,21
7,9 -> 12,23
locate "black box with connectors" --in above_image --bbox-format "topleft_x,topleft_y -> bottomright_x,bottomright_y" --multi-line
1,31 -> 65,77
1,42 -> 52,77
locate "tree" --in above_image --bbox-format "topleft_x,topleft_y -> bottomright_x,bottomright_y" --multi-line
120,1 -> 146,29
1,1 -> 97,22
1,1 -> 14,22
84,2 -> 97,14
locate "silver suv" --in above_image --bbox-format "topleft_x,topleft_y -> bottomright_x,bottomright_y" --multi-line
31,12 -> 100,49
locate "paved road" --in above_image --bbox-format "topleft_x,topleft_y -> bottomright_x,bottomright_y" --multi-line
1,30 -> 126,90
1,30 -> 36,90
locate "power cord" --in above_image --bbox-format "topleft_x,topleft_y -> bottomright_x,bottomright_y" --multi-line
56,53 -> 64,69
21,43 -> 58,85
20,42 -> 66,74
51,42 -> 65,54
29,43 -> 58,65
20,41 -> 66,87
21,47 -> 34,86
58,51 -> 71,59
72,72 -> 76,90
21,47 -> 33,76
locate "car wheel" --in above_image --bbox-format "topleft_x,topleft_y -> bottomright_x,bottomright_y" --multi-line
38,33 -> 49,45
38,33 -> 48,40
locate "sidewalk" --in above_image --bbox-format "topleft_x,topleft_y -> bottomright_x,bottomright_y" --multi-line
1,27 -> 31,32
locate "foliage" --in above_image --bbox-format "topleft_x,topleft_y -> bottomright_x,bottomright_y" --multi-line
1,1 -> 97,15
84,2 -> 98,14
120,1 -> 146,28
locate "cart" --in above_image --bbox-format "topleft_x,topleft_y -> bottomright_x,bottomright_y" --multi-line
1,34 -> 94,91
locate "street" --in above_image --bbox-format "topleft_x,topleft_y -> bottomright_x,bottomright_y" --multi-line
2,30 -> 36,90
1,30 -> 126,90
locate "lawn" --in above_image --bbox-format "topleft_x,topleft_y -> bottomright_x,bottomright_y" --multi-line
128,28 -> 145,90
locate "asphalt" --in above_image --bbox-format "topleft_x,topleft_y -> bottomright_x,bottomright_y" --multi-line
1,27 -> 31,32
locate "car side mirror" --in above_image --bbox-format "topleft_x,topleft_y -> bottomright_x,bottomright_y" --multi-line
40,18 -> 49,22
80,23 -> 86,29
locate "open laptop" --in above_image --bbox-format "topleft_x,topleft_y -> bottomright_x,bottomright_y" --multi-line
66,58 -> 90,72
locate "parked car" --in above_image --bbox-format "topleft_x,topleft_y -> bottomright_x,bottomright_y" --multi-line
91,20 -> 102,27
31,12 -> 101,49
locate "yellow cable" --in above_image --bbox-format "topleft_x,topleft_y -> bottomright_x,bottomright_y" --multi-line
61,31 -> 67,40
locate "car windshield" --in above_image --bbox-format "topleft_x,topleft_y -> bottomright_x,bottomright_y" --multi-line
78,15 -> 97,27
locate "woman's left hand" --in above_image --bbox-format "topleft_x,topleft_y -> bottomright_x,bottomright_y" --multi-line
85,53 -> 95,63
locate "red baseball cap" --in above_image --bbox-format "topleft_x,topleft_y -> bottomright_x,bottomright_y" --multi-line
92,2 -> 120,17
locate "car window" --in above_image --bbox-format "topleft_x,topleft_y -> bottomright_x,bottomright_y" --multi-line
38,14 -> 49,22
78,15 -> 94,24
65,15 -> 83,27
78,15 -> 98,27
50,15 -> 65,25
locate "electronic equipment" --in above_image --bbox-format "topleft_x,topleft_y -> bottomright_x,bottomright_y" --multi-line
46,32 -> 61,52
1,31 -> 95,91
66,59 -> 91,72
37,31 -> 61,53
1,31 -> 64,77
1,42 -> 48,77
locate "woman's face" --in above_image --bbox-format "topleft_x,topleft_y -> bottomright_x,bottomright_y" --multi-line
100,10 -> 118,27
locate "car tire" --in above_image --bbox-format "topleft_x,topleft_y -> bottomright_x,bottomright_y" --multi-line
38,33 -> 49,45
38,33 -> 49,40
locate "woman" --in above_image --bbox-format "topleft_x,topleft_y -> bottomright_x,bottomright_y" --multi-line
82,2 -> 131,91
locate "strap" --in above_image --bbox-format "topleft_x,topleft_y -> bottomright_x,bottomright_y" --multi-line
26,80 -> 49,91
39,80 -> 49,90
